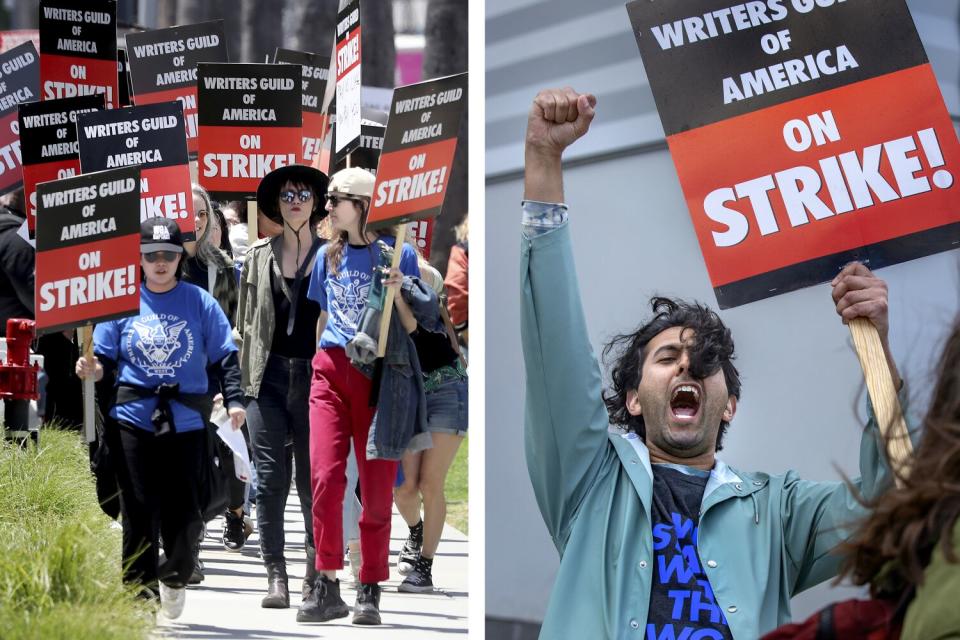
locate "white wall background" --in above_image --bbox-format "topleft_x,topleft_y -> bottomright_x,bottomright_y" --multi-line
485,0 -> 960,628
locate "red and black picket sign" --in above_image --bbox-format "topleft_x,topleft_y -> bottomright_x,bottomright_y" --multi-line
77,101 -> 194,240
19,94 -> 105,237
367,72 -> 467,230
125,21 -> 227,158
334,0 -> 362,163
39,0 -> 118,109
0,41 -> 40,198
196,62 -> 302,201
627,0 -> 960,309
34,165 -> 141,334
275,48 -> 331,165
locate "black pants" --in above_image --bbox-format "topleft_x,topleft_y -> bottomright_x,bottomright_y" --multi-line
247,355 -> 314,564
115,421 -> 205,589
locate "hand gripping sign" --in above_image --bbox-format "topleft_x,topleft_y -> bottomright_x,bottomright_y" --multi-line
274,48 -> 331,165
626,0 -> 960,309
77,101 -> 194,240
366,72 -> 467,230
197,62 -> 302,201
19,94 -> 105,238
39,0 -> 118,109
0,41 -> 41,198
34,166 -> 141,335
125,21 -> 228,158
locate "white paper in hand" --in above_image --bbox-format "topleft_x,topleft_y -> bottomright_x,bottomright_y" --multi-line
213,405 -> 251,482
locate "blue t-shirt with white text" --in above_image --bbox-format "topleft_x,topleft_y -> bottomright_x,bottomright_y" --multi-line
94,281 -> 237,433
307,236 -> 420,349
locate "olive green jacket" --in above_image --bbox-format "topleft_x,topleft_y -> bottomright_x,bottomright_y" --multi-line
902,521 -> 960,639
521,222 -> 900,639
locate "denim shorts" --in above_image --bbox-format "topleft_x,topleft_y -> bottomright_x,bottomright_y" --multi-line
424,376 -> 467,436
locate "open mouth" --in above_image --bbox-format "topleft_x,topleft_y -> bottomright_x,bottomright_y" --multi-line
670,384 -> 701,420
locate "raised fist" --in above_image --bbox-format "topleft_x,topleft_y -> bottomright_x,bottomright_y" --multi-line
525,87 -> 597,158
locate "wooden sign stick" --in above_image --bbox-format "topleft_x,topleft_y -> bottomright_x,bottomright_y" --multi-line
848,317 -> 913,486
376,222 -> 409,358
247,200 -> 258,248
78,325 -> 96,444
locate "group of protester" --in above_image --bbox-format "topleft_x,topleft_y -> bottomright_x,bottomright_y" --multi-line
65,162 -> 468,625
521,87 -> 960,639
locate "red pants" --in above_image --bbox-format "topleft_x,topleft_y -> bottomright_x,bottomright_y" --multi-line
309,347 -> 398,584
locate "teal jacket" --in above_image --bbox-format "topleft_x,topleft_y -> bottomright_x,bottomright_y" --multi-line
521,222 -> 898,640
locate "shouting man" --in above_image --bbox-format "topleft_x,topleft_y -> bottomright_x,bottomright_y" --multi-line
521,88 -> 907,639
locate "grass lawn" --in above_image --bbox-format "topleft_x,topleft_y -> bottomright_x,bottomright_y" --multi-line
0,429 -> 154,639
444,436 -> 468,534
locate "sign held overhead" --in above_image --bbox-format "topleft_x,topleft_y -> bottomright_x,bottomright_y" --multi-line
34,165 -> 141,334
197,62 -> 302,201
39,0 -> 118,108
77,101 -> 194,240
125,20 -> 228,157
627,0 -> 960,308
366,72 -> 467,230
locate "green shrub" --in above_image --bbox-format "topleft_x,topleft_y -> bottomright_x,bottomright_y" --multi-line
0,430 -> 153,639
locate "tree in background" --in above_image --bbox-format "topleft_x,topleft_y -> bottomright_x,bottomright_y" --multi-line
290,0 -> 337,56
362,1 -> 395,88
423,0 -> 467,275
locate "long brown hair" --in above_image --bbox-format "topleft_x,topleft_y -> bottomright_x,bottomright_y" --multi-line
839,319 -> 960,611
325,199 -> 398,276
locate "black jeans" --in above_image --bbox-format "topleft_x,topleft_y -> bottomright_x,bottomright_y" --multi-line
115,420 -> 204,589
246,355 -> 314,564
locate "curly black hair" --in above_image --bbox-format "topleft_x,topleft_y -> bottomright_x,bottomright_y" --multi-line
602,297 -> 741,451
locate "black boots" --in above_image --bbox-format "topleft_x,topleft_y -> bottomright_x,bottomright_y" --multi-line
261,562 -> 290,609
303,546 -> 318,600
352,583 -> 382,625
296,575 -> 349,622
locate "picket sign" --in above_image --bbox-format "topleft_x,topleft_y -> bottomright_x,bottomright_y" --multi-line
849,319 -> 912,485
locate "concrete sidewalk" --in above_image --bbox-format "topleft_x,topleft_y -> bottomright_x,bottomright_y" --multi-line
154,490 -> 469,639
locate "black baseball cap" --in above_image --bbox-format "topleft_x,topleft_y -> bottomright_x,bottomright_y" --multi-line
140,217 -> 184,254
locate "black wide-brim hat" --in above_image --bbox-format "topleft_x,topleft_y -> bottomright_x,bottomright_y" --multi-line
256,164 -> 329,224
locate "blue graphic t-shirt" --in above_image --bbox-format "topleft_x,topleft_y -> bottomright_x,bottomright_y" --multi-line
307,236 -> 420,349
94,281 -> 237,433
647,465 -> 733,640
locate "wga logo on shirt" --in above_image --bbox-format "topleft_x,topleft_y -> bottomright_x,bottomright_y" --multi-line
329,269 -> 371,328
127,314 -> 194,377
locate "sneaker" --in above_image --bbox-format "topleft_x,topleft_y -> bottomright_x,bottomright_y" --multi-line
158,582 -> 186,620
222,510 -> 248,551
398,555 -> 434,593
397,520 -> 423,576
296,575 -> 349,623
352,583 -> 382,625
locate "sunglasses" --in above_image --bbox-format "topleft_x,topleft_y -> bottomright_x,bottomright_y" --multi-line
326,194 -> 360,206
279,189 -> 314,204
143,251 -> 179,263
